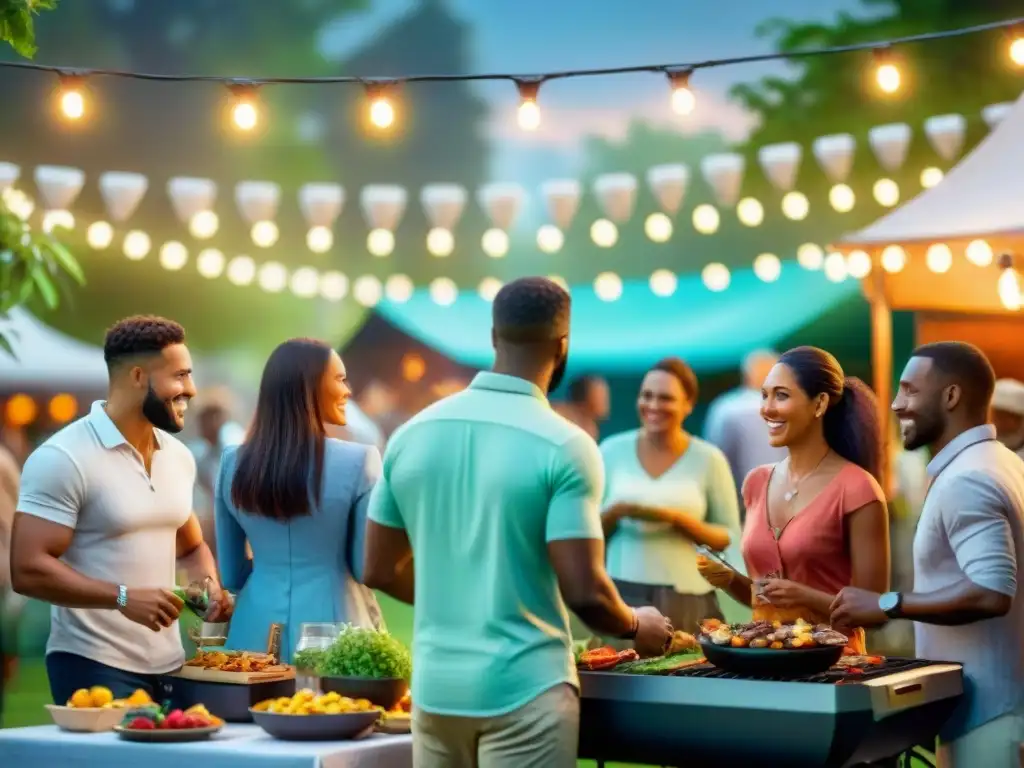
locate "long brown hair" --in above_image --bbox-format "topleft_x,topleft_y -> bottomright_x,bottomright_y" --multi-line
231,338 -> 331,519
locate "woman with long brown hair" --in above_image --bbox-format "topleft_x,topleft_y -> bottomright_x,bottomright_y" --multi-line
215,339 -> 383,661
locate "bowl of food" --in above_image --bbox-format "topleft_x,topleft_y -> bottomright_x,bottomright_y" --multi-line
316,626 -> 412,710
250,690 -> 382,741
115,703 -> 223,742
698,618 -> 846,677
46,686 -> 154,732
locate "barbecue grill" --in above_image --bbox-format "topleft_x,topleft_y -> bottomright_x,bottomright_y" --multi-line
579,657 -> 963,767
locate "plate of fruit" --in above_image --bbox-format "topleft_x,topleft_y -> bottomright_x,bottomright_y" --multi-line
115,703 -> 224,742
250,689 -> 383,741
46,686 -> 155,732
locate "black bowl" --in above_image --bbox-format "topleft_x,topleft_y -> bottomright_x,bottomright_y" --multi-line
698,637 -> 843,678
249,709 -> 379,741
319,676 -> 408,710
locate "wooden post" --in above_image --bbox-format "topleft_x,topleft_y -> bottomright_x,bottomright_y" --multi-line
869,268 -> 893,497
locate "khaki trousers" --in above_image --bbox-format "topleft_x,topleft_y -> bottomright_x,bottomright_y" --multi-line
412,683 -> 579,768
937,709 -> 1024,768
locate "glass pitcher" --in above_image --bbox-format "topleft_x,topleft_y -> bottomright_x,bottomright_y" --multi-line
294,622 -> 341,693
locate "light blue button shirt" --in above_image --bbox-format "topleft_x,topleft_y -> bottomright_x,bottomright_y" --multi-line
913,424 -> 1024,740
368,372 -> 604,718
602,429 -> 741,594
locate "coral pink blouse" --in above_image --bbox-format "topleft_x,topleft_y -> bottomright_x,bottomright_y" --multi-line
741,462 -> 886,598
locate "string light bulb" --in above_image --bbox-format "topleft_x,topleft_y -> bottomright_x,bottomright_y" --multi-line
873,48 -> 901,95
997,254 -> 1021,311
1009,28 -> 1024,66
515,79 -> 542,131
57,74 -> 86,121
667,69 -> 695,116
366,82 -> 397,130
228,83 -> 260,132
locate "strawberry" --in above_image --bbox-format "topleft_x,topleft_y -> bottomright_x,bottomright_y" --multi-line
164,710 -> 186,729
128,717 -> 155,730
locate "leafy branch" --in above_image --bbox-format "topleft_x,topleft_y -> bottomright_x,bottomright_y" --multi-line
0,0 -> 57,58
0,199 -> 84,357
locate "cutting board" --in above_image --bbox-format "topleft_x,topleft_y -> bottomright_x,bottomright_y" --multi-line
171,665 -> 296,685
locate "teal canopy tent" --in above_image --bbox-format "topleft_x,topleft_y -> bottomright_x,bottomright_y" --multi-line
375,263 -> 862,374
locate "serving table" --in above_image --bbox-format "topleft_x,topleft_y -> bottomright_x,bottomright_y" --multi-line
0,724 -> 412,768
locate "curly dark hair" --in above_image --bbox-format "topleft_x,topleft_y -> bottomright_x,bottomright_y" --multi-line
911,341 -> 996,415
492,277 -> 571,344
103,315 -> 186,370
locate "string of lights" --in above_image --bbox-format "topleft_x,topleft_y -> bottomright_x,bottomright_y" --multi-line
2,17 -> 1021,132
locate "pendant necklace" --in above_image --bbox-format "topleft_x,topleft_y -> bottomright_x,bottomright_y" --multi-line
771,450 -> 831,541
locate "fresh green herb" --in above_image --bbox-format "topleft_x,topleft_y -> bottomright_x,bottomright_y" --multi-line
293,648 -> 327,672
614,651 -> 704,675
317,626 -> 412,680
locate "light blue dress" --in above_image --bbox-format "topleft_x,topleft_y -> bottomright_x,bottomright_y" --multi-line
215,439 -> 384,662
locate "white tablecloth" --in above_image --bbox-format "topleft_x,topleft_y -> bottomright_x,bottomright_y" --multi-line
0,724 -> 412,768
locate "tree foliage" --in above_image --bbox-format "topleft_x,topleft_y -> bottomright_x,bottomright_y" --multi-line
0,0 -> 57,58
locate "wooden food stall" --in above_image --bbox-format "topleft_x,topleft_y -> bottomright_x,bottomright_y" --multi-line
831,90 -> 1024,474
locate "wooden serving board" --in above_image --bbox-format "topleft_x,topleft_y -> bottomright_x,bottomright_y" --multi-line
171,665 -> 295,685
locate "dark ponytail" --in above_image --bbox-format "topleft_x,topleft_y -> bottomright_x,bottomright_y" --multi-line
777,347 -> 882,482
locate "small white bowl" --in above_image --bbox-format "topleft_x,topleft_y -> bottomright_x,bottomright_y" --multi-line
45,704 -> 125,732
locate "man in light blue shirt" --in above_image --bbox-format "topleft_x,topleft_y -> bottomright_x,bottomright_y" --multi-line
832,342 -> 1024,768
363,277 -> 672,768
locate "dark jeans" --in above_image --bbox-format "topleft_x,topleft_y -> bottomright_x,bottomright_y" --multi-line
46,651 -> 173,706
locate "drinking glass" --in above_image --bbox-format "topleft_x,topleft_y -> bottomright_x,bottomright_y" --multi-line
295,622 -> 341,692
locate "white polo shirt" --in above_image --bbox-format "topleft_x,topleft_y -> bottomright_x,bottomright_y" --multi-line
17,401 -> 195,674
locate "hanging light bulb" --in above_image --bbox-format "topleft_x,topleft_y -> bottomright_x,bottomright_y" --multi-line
515,79 -> 542,131
873,48 -> 901,95
87,221 -> 114,250
189,210 -> 219,240
920,167 -> 944,189
666,69 -> 695,116
366,82 -> 397,131
536,225 -> 564,254
1009,28 -> 1024,67
997,254 -> 1021,311
56,73 -> 86,121
228,83 -> 260,132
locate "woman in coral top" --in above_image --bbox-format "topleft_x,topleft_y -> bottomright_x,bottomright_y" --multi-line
699,346 -> 890,653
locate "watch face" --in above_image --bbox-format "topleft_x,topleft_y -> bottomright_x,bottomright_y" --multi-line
879,592 -> 899,613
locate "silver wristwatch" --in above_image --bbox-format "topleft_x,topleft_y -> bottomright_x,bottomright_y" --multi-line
116,584 -> 128,610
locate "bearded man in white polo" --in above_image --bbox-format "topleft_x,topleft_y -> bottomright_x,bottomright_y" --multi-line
11,315 -> 229,704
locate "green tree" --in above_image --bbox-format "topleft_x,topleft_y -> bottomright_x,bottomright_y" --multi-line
0,0 -> 56,58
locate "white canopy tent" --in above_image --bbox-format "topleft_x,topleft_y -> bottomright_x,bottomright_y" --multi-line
0,308 -> 108,390
839,89 -> 1024,248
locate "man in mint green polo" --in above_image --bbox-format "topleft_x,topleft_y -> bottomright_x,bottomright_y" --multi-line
363,277 -> 673,768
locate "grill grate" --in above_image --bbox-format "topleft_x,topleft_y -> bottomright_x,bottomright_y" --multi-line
671,657 -> 934,684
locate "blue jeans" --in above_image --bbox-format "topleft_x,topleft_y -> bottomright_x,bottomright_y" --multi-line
46,651 -> 173,706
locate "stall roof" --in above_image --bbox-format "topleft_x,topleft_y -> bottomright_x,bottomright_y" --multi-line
375,264 -> 861,374
838,90 -> 1024,247
0,308 -> 108,390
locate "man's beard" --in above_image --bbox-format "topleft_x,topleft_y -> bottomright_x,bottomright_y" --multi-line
902,409 -> 944,452
548,353 -> 568,395
143,383 -> 183,433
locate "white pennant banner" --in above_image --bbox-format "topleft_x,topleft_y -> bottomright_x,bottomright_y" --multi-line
298,183 -> 344,228
923,114 -> 966,161
700,154 -> 744,207
981,102 -> 1012,129
593,173 -> 638,222
167,177 -> 217,223
868,123 -> 912,172
478,183 -> 525,230
758,142 -> 802,191
420,184 -> 468,231
99,172 -> 148,223
34,165 -> 85,211
812,134 -> 855,182
541,179 -> 581,230
646,165 -> 688,214
0,162 -> 19,193
235,181 -> 281,224
360,185 -> 408,231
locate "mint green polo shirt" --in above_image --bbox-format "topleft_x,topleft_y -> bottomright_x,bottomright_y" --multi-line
368,372 -> 605,717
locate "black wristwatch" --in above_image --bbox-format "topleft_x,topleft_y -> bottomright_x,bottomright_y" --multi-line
878,591 -> 903,619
